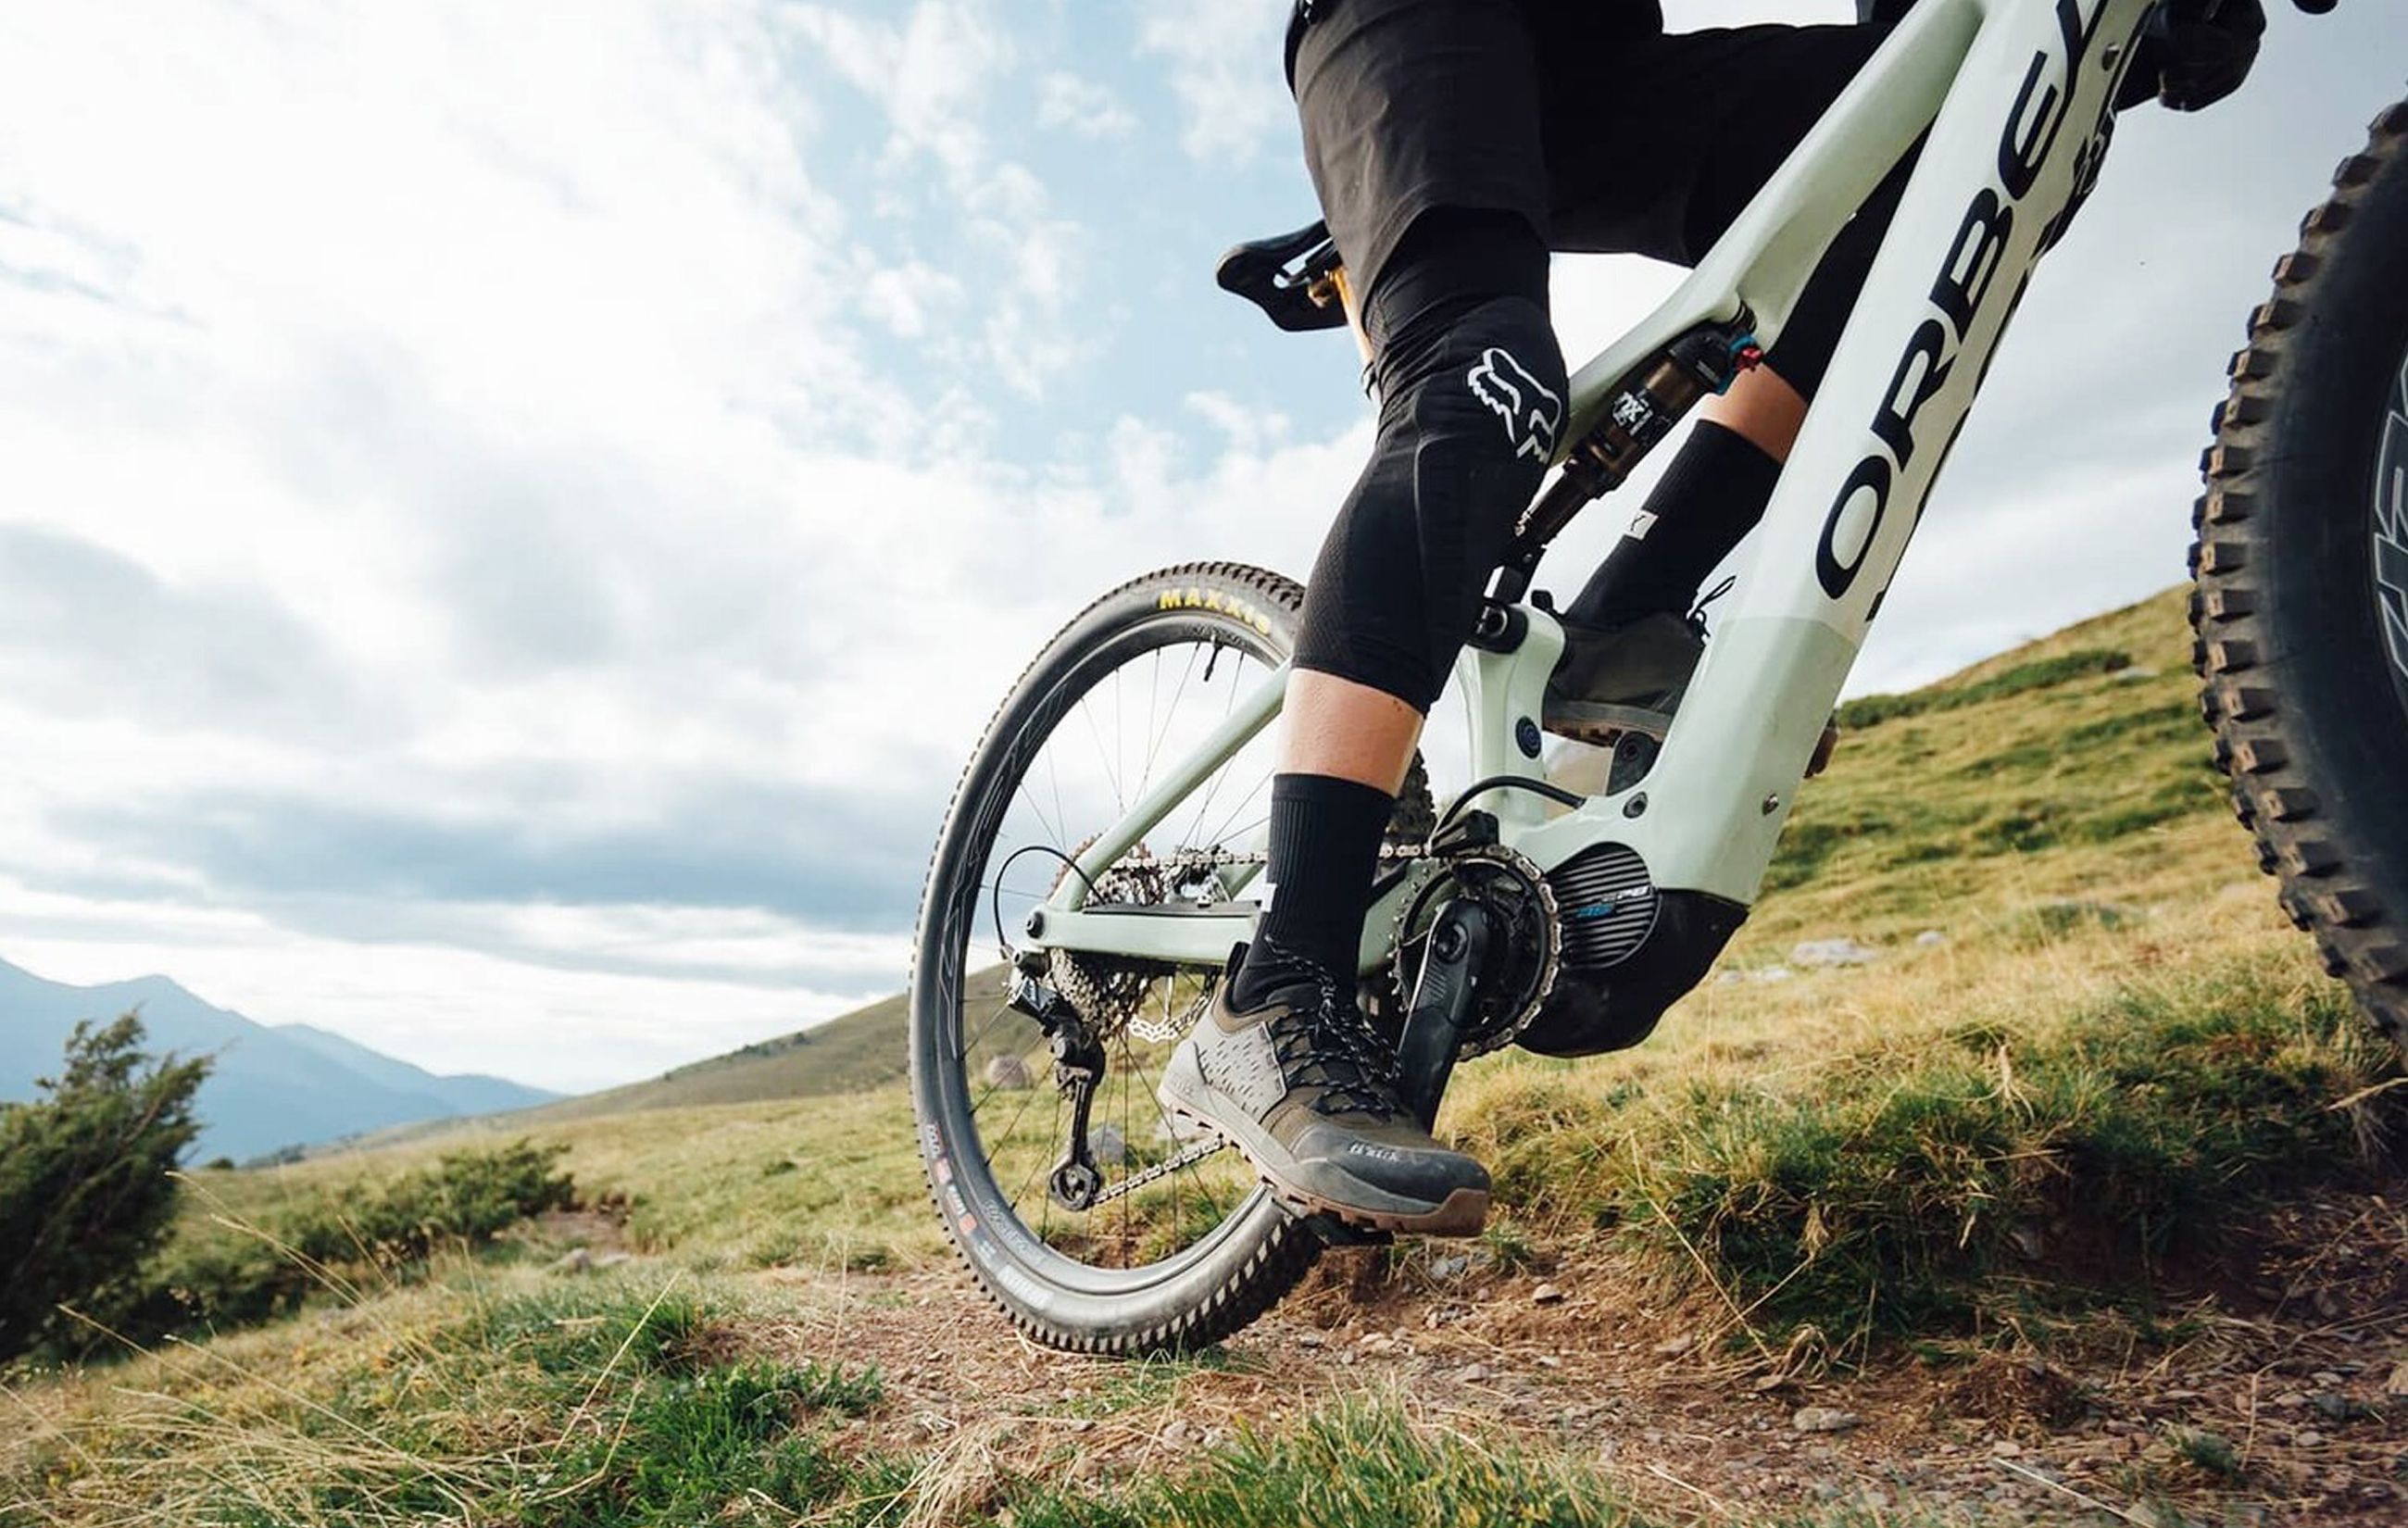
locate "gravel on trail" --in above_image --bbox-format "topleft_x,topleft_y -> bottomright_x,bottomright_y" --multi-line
729,1186 -> 2408,1526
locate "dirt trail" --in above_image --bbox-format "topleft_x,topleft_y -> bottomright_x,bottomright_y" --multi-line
734,1189 -> 2408,1525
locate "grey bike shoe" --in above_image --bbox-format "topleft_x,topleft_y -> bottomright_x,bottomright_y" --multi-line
1158,949 -> 1490,1236
1541,610 -> 1706,743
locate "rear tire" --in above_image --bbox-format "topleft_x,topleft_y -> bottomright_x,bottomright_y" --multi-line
2191,100 -> 2408,1052
909,562 -> 1431,1353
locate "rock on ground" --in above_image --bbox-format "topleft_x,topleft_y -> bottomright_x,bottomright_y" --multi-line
1791,938 -> 1879,968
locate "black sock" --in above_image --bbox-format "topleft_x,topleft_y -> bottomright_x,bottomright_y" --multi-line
1229,772 -> 1393,1010
1562,420 -> 1784,629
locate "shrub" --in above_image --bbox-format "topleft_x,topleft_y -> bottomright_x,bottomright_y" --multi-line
0,1015 -> 209,1363
127,1139 -> 576,1341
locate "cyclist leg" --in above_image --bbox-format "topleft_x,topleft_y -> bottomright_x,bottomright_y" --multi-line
1544,19 -> 1909,638
1232,0 -> 1568,1010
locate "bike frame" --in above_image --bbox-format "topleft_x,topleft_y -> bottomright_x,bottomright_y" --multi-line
1037,0 -> 2161,973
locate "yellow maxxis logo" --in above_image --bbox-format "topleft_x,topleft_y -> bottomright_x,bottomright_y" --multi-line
1156,588 -> 1275,637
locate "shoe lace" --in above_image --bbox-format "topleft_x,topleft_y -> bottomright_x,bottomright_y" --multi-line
1250,963 -> 1401,1121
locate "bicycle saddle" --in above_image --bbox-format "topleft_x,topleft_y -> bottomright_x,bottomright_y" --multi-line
1215,219 -> 1349,333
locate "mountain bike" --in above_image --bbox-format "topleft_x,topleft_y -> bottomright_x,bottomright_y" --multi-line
909,0 -> 2406,1355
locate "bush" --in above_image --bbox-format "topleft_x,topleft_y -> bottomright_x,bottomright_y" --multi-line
284,1138 -> 576,1266
127,1139 -> 576,1340
0,1015 -> 209,1363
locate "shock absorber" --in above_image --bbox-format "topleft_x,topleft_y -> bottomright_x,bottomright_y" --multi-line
1492,319 -> 1760,603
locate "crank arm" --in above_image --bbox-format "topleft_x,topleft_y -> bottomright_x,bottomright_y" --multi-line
1395,897 -> 1493,1132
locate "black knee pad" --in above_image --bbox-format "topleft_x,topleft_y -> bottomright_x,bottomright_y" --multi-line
1295,292 -> 1565,710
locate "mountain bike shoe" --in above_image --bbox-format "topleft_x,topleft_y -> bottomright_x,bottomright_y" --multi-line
1158,950 -> 1490,1236
1542,610 -> 1704,744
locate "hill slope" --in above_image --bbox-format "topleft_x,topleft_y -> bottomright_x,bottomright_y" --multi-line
0,959 -> 558,1161
519,984 -> 920,1123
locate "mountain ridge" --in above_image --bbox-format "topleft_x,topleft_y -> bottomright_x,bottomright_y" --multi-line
0,958 -> 558,1161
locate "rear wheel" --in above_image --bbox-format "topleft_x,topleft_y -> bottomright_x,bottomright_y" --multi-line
909,562 -> 1431,1353
2191,100 -> 2408,1052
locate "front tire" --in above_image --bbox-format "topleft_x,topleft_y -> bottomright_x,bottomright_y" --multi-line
2192,101 -> 2408,1053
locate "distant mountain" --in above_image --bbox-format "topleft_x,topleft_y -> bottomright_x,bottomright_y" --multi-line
0,958 -> 557,1161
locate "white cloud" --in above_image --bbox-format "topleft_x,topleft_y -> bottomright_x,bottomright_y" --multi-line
1036,71 -> 1138,141
1135,2 -> 1294,165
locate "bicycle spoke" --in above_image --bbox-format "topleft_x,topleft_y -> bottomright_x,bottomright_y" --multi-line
959,996 -> 1031,1072
1178,658 -> 1252,852
1202,774 -> 1273,856
937,623 -> 1294,1281
1078,695 -> 1125,814
1136,644 -> 1198,802
1013,781 -> 1067,858
976,1069 -> 1046,1163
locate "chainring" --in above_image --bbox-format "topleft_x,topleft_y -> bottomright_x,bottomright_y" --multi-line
1386,845 -> 1561,1058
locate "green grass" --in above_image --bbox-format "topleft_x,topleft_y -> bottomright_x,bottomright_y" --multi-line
10,1274 -> 898,1528
160,595 -> 2402,1339
8,1265 -> 1891,1528
1834,645 -> 2135,730
1133,1399 -> 1631,1527
1461,965 -> 2401,1341
178,1081 -> 949,1281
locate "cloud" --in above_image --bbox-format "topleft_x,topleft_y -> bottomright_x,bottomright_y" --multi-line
56,772 -> 934,931
1135,2 -> 1295,165
1036,71 -> 1138,142
0,525 -> 362,734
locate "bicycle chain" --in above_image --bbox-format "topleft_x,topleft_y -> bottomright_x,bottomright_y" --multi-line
1085,844 -> 1554,1205
1089,1133 -> 1233,1205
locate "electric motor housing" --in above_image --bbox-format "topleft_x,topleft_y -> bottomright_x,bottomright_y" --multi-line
1518,843 -> 1746,1058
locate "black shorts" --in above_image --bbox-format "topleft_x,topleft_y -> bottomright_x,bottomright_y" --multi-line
1291,0 -> 1885,304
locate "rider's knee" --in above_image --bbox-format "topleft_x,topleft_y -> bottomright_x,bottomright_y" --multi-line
1396,292 -> 1566,473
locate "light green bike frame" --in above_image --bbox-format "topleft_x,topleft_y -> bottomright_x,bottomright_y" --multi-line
1038,0 -> 2162,973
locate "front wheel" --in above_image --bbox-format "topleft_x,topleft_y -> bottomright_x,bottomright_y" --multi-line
907,561 -> 1430,1354
2192,100 -> 2408,1053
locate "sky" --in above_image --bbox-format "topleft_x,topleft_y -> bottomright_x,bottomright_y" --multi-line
1,1 -> 2402,1093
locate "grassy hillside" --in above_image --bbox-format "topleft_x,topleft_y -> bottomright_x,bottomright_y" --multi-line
518,984 -> 918,1123
148,588 -> 2402,1283
216,588 -> 2399,1281
11,586 -> 2405,1527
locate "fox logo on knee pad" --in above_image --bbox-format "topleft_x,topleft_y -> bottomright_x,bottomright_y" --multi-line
1467,347 -> 1564,463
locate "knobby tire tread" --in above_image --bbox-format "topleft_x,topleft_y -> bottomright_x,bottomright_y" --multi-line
2190,101 -> 2408,1052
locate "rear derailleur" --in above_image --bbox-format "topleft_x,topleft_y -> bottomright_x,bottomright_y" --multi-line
1006,973 -> 1110,1212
